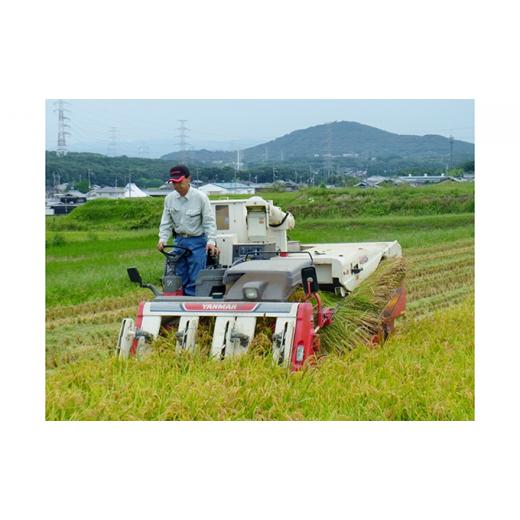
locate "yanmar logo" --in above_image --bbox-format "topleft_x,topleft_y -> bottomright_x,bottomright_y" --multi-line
183,303 -> 258,312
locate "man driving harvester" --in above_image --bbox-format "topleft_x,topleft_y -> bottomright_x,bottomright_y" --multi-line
157,165 -> 218,296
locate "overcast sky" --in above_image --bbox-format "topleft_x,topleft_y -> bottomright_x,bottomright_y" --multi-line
46,99 -> 474,158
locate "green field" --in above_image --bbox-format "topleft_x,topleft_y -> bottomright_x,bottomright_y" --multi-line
45,184 -> 474,420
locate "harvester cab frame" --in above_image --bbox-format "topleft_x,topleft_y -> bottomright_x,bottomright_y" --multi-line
116,196 -> 406,371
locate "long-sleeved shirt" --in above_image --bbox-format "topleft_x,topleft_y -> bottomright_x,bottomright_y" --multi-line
158,186 -> 217,245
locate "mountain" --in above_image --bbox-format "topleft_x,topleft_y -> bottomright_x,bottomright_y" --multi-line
160,121 -> 474,163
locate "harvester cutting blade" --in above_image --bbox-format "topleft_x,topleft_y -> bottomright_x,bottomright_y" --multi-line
117,318 -> 135,358
175,316 -> 200,352
272,318 -> 295,365
211,316 -> 257,359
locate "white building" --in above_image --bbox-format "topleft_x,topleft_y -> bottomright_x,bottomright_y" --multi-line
88,183 -> 149,199
123,183 -> 149,198
199,182 -> 255,195
87,186 -> 125,199
397,174 -> 461,186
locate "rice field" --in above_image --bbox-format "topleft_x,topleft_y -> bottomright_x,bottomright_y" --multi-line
45,187 -> 474,420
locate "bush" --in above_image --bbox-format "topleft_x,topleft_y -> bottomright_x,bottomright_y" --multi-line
47,233 -> 67,247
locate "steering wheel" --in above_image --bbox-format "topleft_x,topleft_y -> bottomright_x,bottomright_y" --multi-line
160,244 -> 193,259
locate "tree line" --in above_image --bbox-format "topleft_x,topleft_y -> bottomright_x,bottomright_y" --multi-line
46,151 -> 474,191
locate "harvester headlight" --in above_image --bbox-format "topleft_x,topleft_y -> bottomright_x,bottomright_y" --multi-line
244,287 -> 259,300
241,281 -> 266,301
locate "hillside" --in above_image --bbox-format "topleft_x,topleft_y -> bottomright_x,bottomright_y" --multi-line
161,121 -> 474,162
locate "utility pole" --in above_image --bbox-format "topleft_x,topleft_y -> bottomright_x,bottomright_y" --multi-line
177,120 -> 189,163
128,168 -> 132,197
235,149 -> 241,184
449,134 -> 454,170
53,100 -> 71,156
325,125 -> 333,179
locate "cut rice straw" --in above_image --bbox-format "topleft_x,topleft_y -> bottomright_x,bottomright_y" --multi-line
320,257 -> 406,352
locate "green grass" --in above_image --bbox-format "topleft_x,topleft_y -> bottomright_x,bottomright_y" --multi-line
46,183 -> 474,232
45,185 -> 474,420
46,213 -> 473,307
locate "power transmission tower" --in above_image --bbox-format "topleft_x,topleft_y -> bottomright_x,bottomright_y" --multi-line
177,120 -> 189,163
107,127 -> 119,157
53,100 -> 71,156
137,143 -> 149,158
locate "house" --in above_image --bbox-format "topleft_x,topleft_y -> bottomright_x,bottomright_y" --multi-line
60,190 -> 88,204
87,186 -> 126,199
354,180 -> 381,188
145,184 -> 172,197
199,182 -> 255,195
398,174 -> 461,186
354,175 -> 387,188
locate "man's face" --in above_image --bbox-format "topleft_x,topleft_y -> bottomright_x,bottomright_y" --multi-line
172,177 -> 190,196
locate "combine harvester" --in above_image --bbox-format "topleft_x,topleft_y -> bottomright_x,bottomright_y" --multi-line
117,196 -> 406,371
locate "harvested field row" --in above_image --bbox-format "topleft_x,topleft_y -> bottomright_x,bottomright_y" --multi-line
46,323 -> 118,369
407,257 -> 473,281
407,286 -> 473,318
46,306 -> 138,330
405,238 -> 474,259
406,244 -> 474,264
407,266 -> 474,299
46,293 -> 146,321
